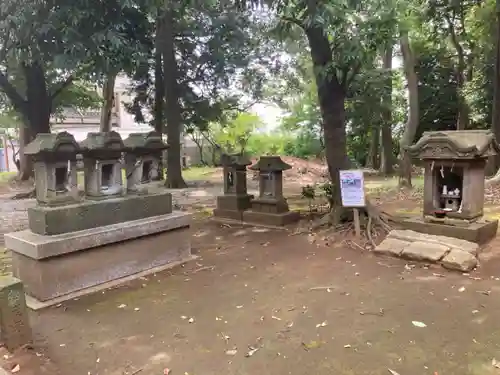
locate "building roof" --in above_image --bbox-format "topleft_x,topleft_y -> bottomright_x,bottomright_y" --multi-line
79,131 -> 125,151
407,130 -> 500,159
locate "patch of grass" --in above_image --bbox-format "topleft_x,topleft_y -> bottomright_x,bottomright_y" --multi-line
182,166 -> 217,181
364,175 -> 424,190
0,171 -> 16,185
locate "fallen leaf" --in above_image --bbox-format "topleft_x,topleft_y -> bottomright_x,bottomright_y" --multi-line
188,317 -> 195,324
236,305 -> 243,309
225,349 -> 238,356
245,347 -> 259,357
117,304 -> 127,309
412,321 -> 427,328
344,344 -> 351,348
11,364 -> 20,373
271,316 -> 282,321
472,310 -> 479,314
458,286 -> 466,292
164,368 -> 171,375
181,316 -> 188,320
134,308 -> 140,311
493,358 -> 500,368
315,321 -> 328,328
388,369 -> 400,375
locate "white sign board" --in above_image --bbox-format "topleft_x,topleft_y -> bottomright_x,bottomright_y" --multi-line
339,170 -> 365,207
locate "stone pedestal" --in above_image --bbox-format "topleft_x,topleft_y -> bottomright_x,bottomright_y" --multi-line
0,277 -> 32,351
27,191 -> 173,235
242,156 -> 300,227
6,212 -> 192,303
213,154 -> 253,221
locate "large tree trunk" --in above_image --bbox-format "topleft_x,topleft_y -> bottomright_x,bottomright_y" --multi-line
490,4 -> 500,176
17,123 -> 33,181
380,43 -> 394,175
305,26 -> 349,222
154,17 -> 165,180
160,4 -> 187,188
398,33 -> 419,188
99,71 -> 117,132
17,63 -> 52,180
366,123 -> 380,169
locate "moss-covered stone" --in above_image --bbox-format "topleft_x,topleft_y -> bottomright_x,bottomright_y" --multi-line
28,191 -> 173,235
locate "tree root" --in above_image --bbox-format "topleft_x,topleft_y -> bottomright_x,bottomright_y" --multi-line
486,168 -> 500,185
11,188 -> 36,200
307,198 -> 399,249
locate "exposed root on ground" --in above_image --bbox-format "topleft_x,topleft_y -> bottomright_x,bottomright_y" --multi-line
11,188 -> 36,200
305,198 -> 403,249
486,168 -> 500,185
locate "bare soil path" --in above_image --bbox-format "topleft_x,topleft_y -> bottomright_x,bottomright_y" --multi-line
8,221 -> 500,375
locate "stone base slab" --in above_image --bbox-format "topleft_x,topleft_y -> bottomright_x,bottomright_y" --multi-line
242,210 -> 300,226
213,208 -> 244,221
11,225 -> 192,302
216,194 -> 253,211
374,229 -> 480,272
5,211 -> 191,260
25,255 -> 197,310
28,191 -> 173,235
400,217 -> 498,245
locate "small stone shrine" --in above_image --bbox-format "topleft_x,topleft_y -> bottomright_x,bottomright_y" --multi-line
5,132 -> 192,308
403,130 -> 499,243
213,153 -> 254,221
80,131 -> 125,199
374,130 -> 499,272
25,132 -> 80,206
242,156 -> 300,226
123,131 -> 167,193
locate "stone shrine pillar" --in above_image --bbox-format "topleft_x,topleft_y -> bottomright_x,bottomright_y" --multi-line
79,131 -> 125,200
123,132 -> 168,194
24,132 -> 80,206
242,156 -> 300,226
213,154 -> 253,221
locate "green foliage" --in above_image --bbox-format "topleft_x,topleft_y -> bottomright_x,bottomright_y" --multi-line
213,112 -> 263,154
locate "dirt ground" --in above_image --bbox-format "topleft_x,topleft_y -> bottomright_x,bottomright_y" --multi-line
4,167 -> 500,374
4,221 -> 500,375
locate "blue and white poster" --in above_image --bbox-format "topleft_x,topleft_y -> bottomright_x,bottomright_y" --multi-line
339,170 -> 365,207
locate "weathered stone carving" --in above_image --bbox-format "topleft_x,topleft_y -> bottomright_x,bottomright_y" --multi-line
25,132 -> 80,206
79,131 -> 125,199
123,132 -> 168,193
213,153 -> 253,221
242,156 -> 300,226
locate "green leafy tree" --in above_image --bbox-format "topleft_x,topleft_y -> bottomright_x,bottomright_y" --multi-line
213,112 -> 263,154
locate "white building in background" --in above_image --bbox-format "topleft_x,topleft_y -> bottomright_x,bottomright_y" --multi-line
51,76 -> 154,141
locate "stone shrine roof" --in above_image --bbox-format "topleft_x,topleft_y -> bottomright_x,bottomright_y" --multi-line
220,153 -> 252,167
79,131 -> 124,151
24,132 -> 80,155
407,130 -> 500,159
123,131 -> 168,151
250,156 -> 292,172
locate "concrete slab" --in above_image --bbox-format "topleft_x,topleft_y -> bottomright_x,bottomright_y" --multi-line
400,217 -> 498,245
373,238 -> 411,257
441,249 -> 478,272
5,211 -> 191,260
401,241 -> 450,262
12,226 -> 193,302
27,190 -> 173,235
25,255 -> 198,310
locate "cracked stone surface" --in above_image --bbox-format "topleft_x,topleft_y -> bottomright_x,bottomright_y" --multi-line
401,241 -> 450,262
373,238 -> 411,257
441,249 -> 478,272
389,229 -> 479,256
